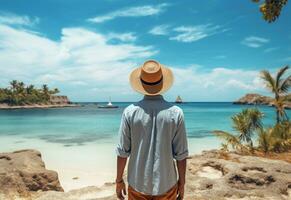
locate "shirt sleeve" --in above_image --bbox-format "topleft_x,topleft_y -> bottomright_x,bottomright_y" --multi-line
172,110 -> 189,160
116,110 -> 131,158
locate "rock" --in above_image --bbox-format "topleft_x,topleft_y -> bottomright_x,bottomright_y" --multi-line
233,93 -> 291,109
184,150 -> 291,200
0,149 -> 63,199
49,95 -> 71,105
234,93 -> 273,105
2,149 -> 291,200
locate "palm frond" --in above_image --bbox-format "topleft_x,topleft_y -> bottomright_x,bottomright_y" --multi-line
276,65 -> 289,89
257,128 -> 272,153
232,108 -> 263,144
279,75 -> 291,94
260,70 -> 276,92
247,108 -> 264,129
213,130 -> 241,151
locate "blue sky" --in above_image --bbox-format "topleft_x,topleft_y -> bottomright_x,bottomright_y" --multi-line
0,0 -> 290,102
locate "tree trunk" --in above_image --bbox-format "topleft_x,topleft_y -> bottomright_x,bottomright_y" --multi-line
276,109 -> 280,123
275,94 -> 280,124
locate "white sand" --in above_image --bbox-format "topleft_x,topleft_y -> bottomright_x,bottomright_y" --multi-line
0,135 -> 220,191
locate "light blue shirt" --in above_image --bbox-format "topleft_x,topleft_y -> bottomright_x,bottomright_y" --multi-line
116,95 -> 188,195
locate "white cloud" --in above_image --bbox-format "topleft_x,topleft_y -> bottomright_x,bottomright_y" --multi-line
264,47 -> 279,53
0,12 -> 39,26
169,24 -> 225,43
108,32 -> 137,42
149,24 -> 170,35
88,3 -> 169,23
0,17 -> 267,102
0,23 -> 158,101
167,67 -> 266,101
241,36 -> 269,48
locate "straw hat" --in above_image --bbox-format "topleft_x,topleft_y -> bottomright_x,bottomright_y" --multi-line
129,60 -> 174,95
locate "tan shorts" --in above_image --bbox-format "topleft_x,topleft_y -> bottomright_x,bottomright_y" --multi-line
128,184 -> 178,200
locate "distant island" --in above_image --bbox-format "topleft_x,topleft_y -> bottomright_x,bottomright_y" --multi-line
0,80 -> 77,109
234,93 -> 291,109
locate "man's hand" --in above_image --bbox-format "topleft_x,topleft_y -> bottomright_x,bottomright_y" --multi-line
177,180 -> 185,200
116,179 -> 126,200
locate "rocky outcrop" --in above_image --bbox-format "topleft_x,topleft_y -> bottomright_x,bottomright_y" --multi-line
49,95 -> 71,105
185,150 -> 291,200
2,149 -> 291,200
234,93 -> 291,109
0,149 -> 63,199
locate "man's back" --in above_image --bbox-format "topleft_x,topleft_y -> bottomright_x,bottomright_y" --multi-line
116,95 -> 188,195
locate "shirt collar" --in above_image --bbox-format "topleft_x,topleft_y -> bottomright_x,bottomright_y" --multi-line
143,95 -> 164,100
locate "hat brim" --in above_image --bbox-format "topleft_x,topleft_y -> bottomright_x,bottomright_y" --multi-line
129,64 -> 174,96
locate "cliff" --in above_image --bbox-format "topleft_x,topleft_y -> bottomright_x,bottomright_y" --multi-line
49,95 -> 71,105
234,93 -> 291,109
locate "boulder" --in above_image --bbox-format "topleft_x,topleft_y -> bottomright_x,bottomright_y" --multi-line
0,149 -> 63,199
184,150 -> 291,200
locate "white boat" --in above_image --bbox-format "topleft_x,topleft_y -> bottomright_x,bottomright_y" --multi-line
98,97 -> 119,108
175,95 -> 183,104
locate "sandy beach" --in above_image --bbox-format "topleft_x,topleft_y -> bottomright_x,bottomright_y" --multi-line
0,104 -> 79,110
0,134 -> 220,191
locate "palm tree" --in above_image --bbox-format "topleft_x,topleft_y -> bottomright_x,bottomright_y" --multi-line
257,127 -> 272,154
1,81 -> 61,105
213,108 -> 263,152
258,122 -> 291,153
42,84 -> 50,102
49,88 -> 60,95
260,66 -> 291,123
26,85 -> 35,95
232,108 -> 263,147
10,80 -> 18,92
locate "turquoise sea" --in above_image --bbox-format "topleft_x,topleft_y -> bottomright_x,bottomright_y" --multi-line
0,102 -> 289,190
0,102 -> 283,142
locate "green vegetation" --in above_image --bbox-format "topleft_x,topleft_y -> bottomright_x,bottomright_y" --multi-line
214,66 -> 291,154
214,108 -> 264,153
257,122 -> 291,153
0,80 -> 59,106
252,0 -> 288,23
260,66 -> 290,123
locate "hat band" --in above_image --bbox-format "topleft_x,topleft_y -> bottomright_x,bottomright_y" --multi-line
140,76 -> 163,86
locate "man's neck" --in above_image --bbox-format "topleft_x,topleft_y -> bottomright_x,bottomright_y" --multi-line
143,95 -> 164,100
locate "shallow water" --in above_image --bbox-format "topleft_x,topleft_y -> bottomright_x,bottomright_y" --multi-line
0,102 -> 287,190
0,102 -> 281,144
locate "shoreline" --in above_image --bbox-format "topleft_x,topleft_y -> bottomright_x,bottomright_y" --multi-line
0,134 -> 221,191
0,104 -> 80,110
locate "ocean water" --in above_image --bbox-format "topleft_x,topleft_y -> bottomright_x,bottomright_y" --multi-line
0,102 -> 282,142
0,102 -> 288,190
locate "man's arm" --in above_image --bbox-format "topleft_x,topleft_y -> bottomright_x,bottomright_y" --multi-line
176,158 -> 187,184
116,156 -> 127,182
116,156 -> 127,200
176,158 -> 187,199
115,110 -> 131,200
173,110 -> 188,200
